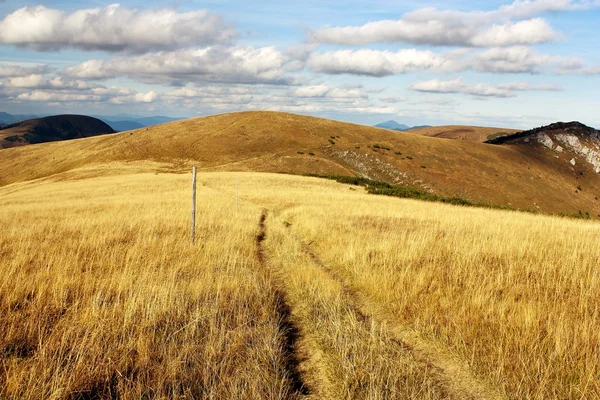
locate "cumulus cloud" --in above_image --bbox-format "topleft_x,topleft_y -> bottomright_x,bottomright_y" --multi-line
309,0 -> 599,47
3,74 -> 96,90
409,78 -> 561,98
6,77 -> 160,104
554,58 -> 600,74
0,64 -> 51,78
306,46 -> 560,76
293,84 -> 365,99
0,4 -> 236,53
473,46 -> 551,73
63,46 -> 292,85
308,49 -> 462,77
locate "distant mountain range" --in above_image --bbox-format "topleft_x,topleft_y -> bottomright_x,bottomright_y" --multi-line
375,120 -> 431,131
93,115 -> 184,131
0,112 -> 184,132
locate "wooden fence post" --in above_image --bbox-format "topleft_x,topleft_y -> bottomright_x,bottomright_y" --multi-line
191,166 -> 197,245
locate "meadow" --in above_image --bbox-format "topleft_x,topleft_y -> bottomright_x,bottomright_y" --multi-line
1,165 -> 599,399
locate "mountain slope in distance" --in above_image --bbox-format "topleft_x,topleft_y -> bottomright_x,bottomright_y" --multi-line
0,115 -> 116,149
1,111 -> 599,216
407,125 -> 521,142
107,120 -> 145,132
375,120 -> 411,131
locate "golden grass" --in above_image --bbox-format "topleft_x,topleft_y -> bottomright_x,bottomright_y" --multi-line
0,172 -> 301,399
1,167 -> 599,398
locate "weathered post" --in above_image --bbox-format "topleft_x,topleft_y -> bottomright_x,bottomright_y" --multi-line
191,166 -> 197,245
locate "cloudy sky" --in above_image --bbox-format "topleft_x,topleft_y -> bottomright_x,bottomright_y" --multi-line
0,0 -> 599,128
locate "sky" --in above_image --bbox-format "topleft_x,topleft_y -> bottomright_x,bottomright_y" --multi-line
0,0 -> 599,128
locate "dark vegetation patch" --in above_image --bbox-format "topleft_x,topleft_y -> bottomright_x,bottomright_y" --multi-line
0,122 -> 22,131
373,144 -> 391,151
304,174 -> 596,220
3,135 -> 23,143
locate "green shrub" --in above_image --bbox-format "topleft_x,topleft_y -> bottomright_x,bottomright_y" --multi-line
406,156 -> 413,160
328,139 -> 335,145
297,151 -> 304,154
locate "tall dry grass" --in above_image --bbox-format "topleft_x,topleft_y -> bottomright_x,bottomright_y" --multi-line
2,168 -> 599,399
267,175 -> 600,399
0,171 -> 300,399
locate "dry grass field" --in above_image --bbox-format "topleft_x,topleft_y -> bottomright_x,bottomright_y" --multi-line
1,165 -> 599,399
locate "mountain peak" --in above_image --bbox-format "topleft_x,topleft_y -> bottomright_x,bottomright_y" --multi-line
375,120 -> 411,131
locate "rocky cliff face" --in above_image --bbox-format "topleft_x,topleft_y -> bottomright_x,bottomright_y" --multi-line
487,122 -> 600,173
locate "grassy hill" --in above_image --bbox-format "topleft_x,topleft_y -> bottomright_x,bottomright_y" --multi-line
0,111 -> 598,216
406,125 -> 520,142
0,114 -> 115,149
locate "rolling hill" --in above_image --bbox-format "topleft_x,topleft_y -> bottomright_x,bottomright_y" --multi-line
407,125 -> 521,142
0,115 -> 115,149
0,111 -> 598,216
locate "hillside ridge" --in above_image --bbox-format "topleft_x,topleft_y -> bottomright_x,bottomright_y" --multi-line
1,111 -> 599,216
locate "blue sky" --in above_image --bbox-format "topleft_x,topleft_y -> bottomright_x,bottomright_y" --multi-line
0,0 -> 599,128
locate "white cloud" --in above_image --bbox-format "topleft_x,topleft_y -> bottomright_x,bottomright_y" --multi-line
63,46 -> 292,85
109,91 -> 157,104
554,58 -> 600,74
409,78 -> 561,98
309,0 -> 599,47
3,74 -> 95,90
0,4 -> 236,53
0,64 -> 51,78
306,46 -> 560,76
10,83 -> 159,104
379,96 -> 407,104
473,46 -> 551,73
308,49 -> 461,77
293,84 -> 364,99
497,82 -> 563,91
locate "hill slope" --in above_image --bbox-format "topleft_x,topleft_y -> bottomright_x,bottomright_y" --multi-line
407,125 -> 520,142
0,111 -> 598,216
0,115 -> 115,149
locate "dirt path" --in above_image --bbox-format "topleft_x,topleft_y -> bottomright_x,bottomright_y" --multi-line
283,222 -> 504,400
255,210 -> 310,398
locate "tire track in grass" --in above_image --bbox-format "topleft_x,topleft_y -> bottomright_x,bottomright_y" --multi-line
283,221 -> 504,400
255,210 -> 310,398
